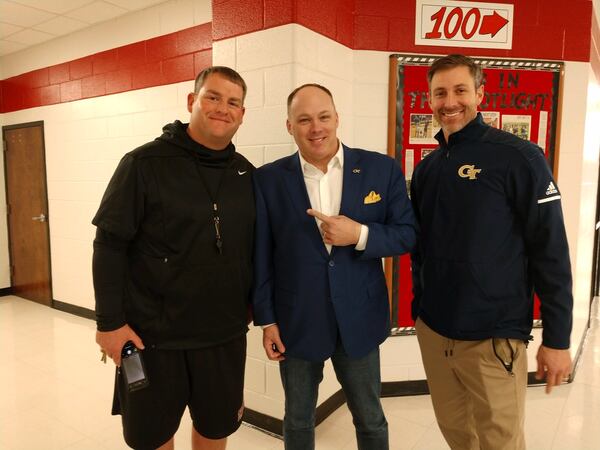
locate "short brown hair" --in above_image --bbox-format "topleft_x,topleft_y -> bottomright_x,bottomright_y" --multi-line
427,54 -> 483,90
287,83 -> 336,115
194,66 -> 247,101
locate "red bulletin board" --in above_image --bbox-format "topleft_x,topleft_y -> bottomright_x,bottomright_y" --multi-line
389,55 -> 563,332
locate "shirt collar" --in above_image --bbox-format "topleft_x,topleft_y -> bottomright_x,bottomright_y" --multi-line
298,141 -> 344,176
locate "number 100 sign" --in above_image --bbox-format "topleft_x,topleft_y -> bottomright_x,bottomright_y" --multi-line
415,0 -> 513,50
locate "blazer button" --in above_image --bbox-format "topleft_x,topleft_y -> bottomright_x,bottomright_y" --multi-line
328,260 -> 335,267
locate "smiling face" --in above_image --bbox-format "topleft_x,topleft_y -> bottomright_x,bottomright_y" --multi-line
186,73 -> 245,150
428,65 -> 484,142
286,86 -> 339,171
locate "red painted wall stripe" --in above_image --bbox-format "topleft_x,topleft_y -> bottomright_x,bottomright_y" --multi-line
0,23 -> 212,113
1,2 -> 595,114
211,0 -> 592,62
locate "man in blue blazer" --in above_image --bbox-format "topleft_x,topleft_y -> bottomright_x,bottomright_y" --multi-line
253,84 -> 416,450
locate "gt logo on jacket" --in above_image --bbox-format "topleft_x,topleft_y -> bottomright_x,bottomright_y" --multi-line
458,164 -> 482,180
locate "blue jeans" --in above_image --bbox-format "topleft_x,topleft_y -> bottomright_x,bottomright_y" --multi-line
279,342 -> 389,450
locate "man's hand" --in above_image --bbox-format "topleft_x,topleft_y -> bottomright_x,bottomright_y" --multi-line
307,209 -> 361,246
96,324 -> 144,367
262,325 -> 286,361
535,345 -> 572,394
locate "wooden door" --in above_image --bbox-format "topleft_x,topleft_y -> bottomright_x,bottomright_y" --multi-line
3,123 -> 52,305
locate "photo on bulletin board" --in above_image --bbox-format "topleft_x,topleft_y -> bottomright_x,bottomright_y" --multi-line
408,113 -> 439,144
481,111 -> 500,128
502,114 -> 532,140
386,54 -> 563,334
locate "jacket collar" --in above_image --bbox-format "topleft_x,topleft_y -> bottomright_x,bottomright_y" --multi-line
435,113 -> 489,148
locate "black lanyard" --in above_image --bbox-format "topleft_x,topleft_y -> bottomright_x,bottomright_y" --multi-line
195,164 -> 228,254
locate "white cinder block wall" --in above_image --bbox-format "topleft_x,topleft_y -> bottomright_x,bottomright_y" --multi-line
0,0 -> 210,303
555,62 -> 600,358
1,1 -> 599,422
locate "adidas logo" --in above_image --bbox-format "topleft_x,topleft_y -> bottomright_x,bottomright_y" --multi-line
546,181 -> 558,195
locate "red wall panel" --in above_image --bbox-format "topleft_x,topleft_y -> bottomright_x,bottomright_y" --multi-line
22,88 -> 41,109
162,54 -> 195,84
132,61 -> 165,90
210,0 -> 593,64
1,1 -> 594,113
177,23 -> 212,54
117,42 -> 147,70
336,7 -> 354,49
296,0 -> 342,42
106,69 -> 133,94
512,25 -> 565,60
354,15 -> 389,50
82,73 -> 107,99
193,49 -> 213,76
565,26 -> 593,61
265,0 -> 294,29
355,0 -> 415,19
146,35 -> 178,63
512,1 -> 538,26
60,80 -> 82,102
69,57 -> 93,80
20,68 -> 49,89
2,81 -> 23,111
39,85 -> 60,105
1,23 -> 212,112
49,63 -> 70,85
92,50 -> 119,74
212,0 -> 264,40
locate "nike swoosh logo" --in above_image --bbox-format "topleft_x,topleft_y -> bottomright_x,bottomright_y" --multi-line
238,170 -> 247,175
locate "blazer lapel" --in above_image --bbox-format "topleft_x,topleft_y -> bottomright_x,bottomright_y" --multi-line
339,145 -> 363,220
281,152 -> 329,260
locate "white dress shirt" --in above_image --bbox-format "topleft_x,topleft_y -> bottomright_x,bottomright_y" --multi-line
298,142 -> 369,253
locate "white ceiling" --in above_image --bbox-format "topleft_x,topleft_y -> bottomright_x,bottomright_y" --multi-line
0,0 -> 170,57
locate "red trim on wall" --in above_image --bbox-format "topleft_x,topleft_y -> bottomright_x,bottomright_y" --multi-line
0,23 -> 212,113
211,0 -> 592,63
1,2 -> 594,114
212,0 -> 264,40
264,0 -> 294,30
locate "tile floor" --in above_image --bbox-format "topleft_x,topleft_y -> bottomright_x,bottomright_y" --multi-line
1,295 -> 599,450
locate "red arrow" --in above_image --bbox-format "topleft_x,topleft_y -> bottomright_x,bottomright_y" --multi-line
479,11 -> 509,37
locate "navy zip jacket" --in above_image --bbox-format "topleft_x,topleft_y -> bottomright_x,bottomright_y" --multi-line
410,114 -> 573,349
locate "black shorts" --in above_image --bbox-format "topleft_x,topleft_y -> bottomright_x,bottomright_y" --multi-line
112,335 -> 246,450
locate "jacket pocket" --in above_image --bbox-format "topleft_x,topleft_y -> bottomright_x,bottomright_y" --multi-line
128,251 -> 169,298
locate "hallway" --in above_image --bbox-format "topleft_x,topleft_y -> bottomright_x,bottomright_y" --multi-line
1,295 -> 599,450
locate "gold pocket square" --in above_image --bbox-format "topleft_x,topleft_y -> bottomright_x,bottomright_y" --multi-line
364,191 -> 381,204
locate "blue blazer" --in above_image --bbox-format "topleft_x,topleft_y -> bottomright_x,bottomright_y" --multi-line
252,145 -> 416,361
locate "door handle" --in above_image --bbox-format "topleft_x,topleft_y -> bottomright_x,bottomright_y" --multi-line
32,213 -> 46,222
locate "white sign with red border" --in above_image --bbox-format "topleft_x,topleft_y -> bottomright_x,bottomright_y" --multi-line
415,0 -> 514,49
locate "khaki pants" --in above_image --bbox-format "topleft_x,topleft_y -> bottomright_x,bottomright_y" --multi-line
415,318 -> 527,450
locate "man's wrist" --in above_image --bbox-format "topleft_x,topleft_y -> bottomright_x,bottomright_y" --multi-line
354,224 -> 369,250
